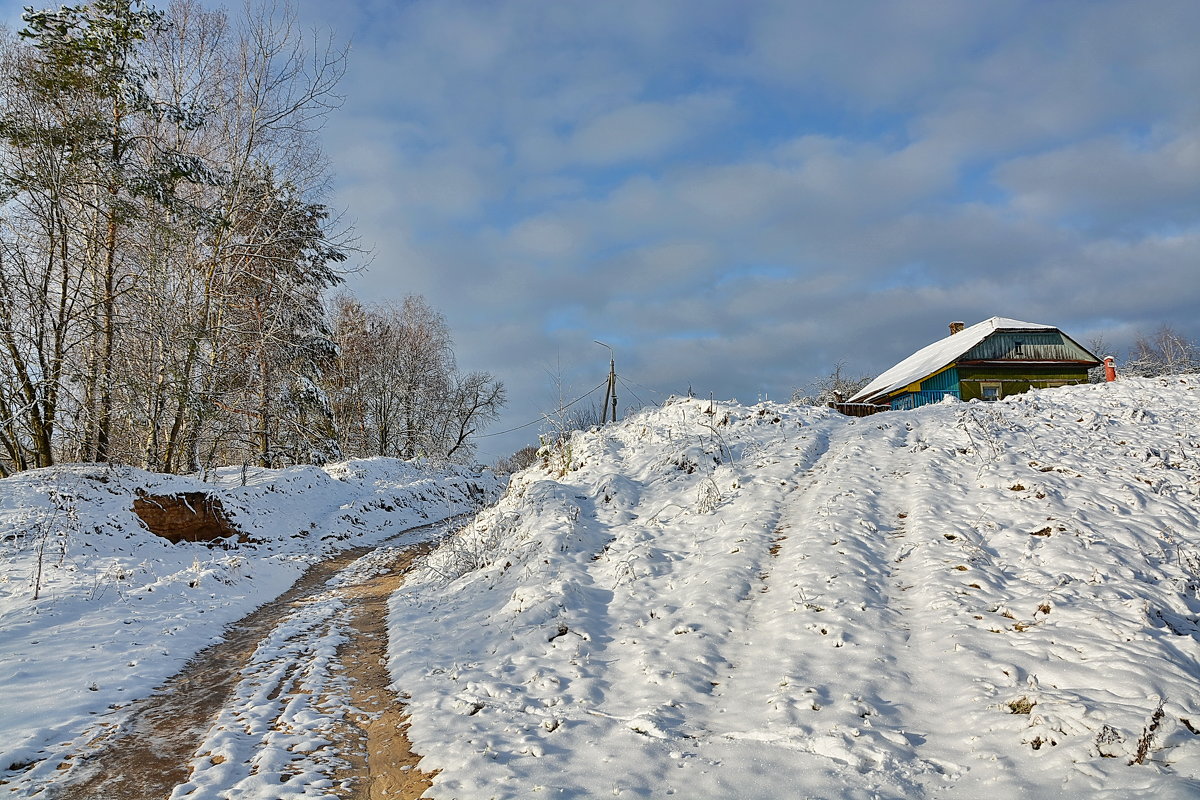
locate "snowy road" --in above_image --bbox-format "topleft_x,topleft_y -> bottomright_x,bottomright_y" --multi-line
39,526 -> 441,800
0,459 -> 498,799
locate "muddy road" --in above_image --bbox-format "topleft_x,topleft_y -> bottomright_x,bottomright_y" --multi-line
43,526 -> 444,800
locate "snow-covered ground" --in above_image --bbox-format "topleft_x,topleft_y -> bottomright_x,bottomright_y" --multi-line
392,377 -> 1200,799
0,457 -> 500,789
3,379 -> 1200,799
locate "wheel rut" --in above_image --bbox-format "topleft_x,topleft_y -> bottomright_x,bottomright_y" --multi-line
44,523 -> 447,800
331,542 -> 437,799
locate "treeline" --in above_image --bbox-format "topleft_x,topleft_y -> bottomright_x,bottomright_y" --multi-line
0,0 -> 502,477
1111,325 -> 1200,378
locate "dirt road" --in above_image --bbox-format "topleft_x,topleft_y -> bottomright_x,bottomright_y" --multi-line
46,527 -> 442,800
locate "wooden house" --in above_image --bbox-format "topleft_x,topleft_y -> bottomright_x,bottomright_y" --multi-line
846,317 -> 1101,411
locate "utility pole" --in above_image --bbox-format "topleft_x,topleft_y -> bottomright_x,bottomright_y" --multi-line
595,340 -> 617,423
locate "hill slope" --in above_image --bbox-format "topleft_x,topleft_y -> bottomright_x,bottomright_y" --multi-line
0,458 -> 499,784
392,378 -> 1200,799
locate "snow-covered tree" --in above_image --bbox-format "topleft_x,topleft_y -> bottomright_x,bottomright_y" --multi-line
0,0 -> 353,475
792,361 -> 872,407
1123,325 -> 1200,378
214,166 -> 345,467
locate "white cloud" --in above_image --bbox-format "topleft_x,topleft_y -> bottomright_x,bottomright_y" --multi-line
509,215 -> 584,259
996,130 -> 1200,231
565,93 -> 733,165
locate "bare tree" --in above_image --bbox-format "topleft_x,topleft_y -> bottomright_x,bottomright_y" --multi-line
792,361 -> 872,406
327,294 -> 504,463
440,371 -> 505,462
1124,325 -> 1200,377
0,26 -> 101,471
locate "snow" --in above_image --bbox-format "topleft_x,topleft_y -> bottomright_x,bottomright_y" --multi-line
391,377 -> 1200,798
850,316 -> 1062,404
168,540 -> 428,800
0,457 -> 500,792
3,377 -> 1200,798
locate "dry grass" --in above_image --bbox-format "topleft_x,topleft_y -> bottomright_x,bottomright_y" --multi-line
1008,697 -> 1035,715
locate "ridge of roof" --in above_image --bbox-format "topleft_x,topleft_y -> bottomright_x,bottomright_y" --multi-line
848,317 -> 1057,404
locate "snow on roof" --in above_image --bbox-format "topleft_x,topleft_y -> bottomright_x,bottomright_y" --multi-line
849,316 -> 1057,404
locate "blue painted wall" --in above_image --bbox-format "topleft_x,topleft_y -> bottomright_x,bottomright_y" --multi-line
889,368 -> 961,410
922,368 -> 960,394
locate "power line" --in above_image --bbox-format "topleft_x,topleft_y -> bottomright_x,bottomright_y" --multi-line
476,379 -> 609,438
616,375 -> 646,409
619,376 -> 671,398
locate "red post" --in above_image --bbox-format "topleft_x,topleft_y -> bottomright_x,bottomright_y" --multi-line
1104,356 -> 1117,382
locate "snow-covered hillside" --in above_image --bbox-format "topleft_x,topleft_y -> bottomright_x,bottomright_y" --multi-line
393,377 -> 1200,799
0,458 -> 501,780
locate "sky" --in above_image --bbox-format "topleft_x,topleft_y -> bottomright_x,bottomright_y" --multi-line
4,0 -> 1200,462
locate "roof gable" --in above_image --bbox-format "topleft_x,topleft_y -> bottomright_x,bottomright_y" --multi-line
848,317 -> 1091,404
959,329 -> 1098,363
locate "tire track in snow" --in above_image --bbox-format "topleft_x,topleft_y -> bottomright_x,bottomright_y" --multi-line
778,412 -> 1049,792
703,415 -> 965,796
42,521 -> 449,800
862,417 -> 997,789
748,425 -> 836,598
703,421 -> 842,725
844,411 -> 1078,795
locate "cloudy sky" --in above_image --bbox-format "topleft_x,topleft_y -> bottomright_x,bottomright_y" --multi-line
5,0 -> 1199,461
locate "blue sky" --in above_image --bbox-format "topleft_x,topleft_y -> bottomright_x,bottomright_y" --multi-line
5,0 -> 1200,461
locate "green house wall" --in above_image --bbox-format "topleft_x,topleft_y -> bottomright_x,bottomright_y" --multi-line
956,365 -> 1090,402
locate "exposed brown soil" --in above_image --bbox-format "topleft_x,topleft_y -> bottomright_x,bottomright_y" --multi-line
132,492 -> 241,544
46,526 -> 443,800
332,542 -> 438,799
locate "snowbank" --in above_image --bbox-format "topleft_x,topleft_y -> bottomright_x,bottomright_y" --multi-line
0,457 -> 501,777
392,378 -> 1200,798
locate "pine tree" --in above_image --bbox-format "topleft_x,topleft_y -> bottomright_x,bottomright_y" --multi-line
11,0 -> 208,462
217,166 -> 344,467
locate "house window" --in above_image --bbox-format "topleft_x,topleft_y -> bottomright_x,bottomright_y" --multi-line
1013,341 -> 1023,355
981,382 -> 1002,401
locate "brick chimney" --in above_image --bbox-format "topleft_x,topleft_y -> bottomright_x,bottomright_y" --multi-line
949,321 -> 965,335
